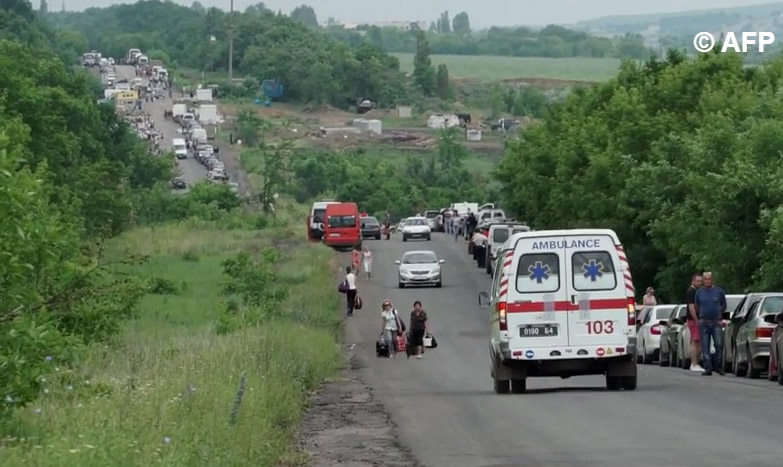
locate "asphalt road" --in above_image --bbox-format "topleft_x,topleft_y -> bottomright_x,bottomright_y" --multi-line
343,233 -> 783,467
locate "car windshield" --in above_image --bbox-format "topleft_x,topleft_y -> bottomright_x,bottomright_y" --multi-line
424,211 -> 438,219
406,218 -> 427,226
492,228 -> 509,243
402,252 -> 437,264
362,217 -> 379,226
313,208 -> 326,222
760,296 -> 783,315
726,295 -> 744,314
327,215 -> 356,228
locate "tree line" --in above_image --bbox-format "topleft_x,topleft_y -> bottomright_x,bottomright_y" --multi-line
497,49 -> 783,301
1,0 -> 242,416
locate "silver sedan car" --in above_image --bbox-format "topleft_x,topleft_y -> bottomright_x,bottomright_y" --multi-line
396,250 -> 444,288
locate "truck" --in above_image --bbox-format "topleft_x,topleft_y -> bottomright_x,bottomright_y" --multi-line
196,88 -> 213,102
126,48 -> 141,64
171,103 -> 187,121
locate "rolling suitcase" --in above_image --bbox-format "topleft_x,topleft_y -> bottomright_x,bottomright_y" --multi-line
376,334 -> 390,358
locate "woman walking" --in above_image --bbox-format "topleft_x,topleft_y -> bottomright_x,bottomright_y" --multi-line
344,265 -> 357,316
362,246 -> 373,279
408,301 -> 430,359
643,287 -> 657,306
380,300 -> 404,358
351,245 -> 361,274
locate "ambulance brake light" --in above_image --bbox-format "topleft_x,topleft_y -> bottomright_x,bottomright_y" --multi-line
626,298 -> 635,326
497,302 -> 507,331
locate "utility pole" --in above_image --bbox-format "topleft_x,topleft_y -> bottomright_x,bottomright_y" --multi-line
228,0 -> 234,82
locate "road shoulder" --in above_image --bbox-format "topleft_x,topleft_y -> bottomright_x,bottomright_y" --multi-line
298,348 -> 421,467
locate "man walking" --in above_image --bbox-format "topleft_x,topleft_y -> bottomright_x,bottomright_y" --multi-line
694,272 -> 727,376
685,274 -> 704,372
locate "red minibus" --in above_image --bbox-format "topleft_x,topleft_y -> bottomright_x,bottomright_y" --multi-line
323,202 -> 361,249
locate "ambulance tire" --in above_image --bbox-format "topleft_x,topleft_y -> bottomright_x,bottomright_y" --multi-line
510,379 -> 526,394
605,374 -> 622,391
621,375 -> 638,390
492,362 -> 510,394
486,258 -> 492,275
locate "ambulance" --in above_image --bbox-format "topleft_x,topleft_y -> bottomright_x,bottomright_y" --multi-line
478,229 -> 638,394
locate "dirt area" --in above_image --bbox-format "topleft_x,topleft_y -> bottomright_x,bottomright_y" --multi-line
297,352 -> 421,467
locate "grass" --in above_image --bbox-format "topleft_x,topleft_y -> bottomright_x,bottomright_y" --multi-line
1,206 -> 343,466
391,53 -> 622,82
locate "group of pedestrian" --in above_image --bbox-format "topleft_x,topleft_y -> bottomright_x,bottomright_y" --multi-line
380,299 -> 430,359
686,272 -> 727,376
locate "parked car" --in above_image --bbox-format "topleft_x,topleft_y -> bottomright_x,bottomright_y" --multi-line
769,312 -> 783,384
723,293 -> 761,373
171,178 -> 186,189
396,250 -> 444,288
676,295 -> 744,370
636,305 -> 676,364
659,304 -> 688,367
360,216 -> 382,240
732,294 -> 783,378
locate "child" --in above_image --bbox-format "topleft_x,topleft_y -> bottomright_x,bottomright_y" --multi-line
362,246 -> 373,279
351,245 -> 361,273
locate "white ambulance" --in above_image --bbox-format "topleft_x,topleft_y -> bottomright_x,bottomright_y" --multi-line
478,228 -> 638,393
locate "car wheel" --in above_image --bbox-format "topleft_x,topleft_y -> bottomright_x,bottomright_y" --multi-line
778,358 -> 783,386
398,282 -> 404,289
621,375 -> 638,390
747,344 -> 760,378
402,236 -> 408,242
768,355 -> 777,381
435,281 -> 442,288
733,348 -> 747,377
376,235 -> 381,240
510,379 -> 526,394
606,374 -> 622,390
659,347 -> 669,367
669,348 -> 677,367
723,344 -> 733,373
427,235 -> 431,240
493,361 -> 510,394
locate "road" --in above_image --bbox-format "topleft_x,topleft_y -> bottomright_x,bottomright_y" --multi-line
109,66 -> 250,193
343,233 -> 783,467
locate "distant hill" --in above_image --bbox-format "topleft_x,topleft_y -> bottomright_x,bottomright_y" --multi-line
577,2 -> 783,35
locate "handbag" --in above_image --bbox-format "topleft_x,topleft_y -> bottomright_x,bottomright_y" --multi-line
424,333 -> 438,349
337,279 -> 348,294
393,309 -> 406,334
394,333 -> 406,353
354,295 -> 363,310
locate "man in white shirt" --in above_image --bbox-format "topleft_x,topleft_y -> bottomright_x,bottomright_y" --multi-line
344,266 -> 358,316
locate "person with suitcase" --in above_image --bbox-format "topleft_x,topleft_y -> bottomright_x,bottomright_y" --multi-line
380,300 -> 405,358
408,301 -> 429,359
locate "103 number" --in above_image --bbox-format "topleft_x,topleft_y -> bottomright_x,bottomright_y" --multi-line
585,320 -> 614,334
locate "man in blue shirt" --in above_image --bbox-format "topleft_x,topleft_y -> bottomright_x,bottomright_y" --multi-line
694,272 -> 727,376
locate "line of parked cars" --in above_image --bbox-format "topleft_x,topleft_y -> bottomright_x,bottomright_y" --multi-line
634,295 -> 783,384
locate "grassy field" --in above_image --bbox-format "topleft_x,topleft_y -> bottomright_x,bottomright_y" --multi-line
1,206 -> 342,466
391,53 -> 622,82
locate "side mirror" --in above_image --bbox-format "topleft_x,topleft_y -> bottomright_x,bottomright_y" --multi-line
672,318 -> 683,325
777,313 -> 783,324
763,314 -> 778,324
722,311 -> 731,320
635,320 -> 641,327
658,320 -> 668,326
394,260 -> 400,265
478,291 -> 490,308
439,259 -> 445,264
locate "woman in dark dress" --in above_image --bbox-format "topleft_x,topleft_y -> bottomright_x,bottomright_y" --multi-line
409,300 -> 430,359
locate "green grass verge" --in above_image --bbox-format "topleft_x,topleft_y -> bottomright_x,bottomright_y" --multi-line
390,53 -> 622,82
1,208 -> 342,466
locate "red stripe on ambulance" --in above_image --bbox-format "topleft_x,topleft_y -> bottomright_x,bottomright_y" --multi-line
506,298 -> 630,313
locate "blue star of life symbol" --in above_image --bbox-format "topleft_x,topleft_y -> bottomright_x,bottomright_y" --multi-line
528,261 -> 550,283
582,259 -> 604,282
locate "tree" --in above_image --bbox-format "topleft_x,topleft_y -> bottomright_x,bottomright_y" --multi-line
452,12 -> 470,34
435,63 -> 452,100
290,4 -> 318,28
412,31 -> 436,95
489,83 -> 505,118
39,0 -> 48,14
436,11 -> 451,33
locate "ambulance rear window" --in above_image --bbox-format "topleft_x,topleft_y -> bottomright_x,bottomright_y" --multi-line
516,253 -> 560,293
571,251 -> 616,291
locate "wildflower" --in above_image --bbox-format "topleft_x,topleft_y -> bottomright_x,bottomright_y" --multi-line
5,395 -> 13,403
66,385 -> 73,391
162,437 -> 171,445
33,408 -> 41,414
68,449 -> 80,453
45,356 -> 52,362
43,389 -> 49,394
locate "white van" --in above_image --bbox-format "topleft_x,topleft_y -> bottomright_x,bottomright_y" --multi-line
308,201 -> 340,240
479,228 -> 638,393
484,222 -> 530,274
172,138 -> 187,159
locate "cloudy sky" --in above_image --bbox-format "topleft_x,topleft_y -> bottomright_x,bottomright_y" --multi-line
56,0 -> 782,27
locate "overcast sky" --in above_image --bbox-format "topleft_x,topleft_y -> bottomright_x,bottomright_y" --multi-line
56,0 -> 783,27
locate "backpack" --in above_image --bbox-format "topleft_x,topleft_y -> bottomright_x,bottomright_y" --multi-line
354,295 -> 363,310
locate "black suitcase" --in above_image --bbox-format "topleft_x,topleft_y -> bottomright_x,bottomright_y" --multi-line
376,334 -> 390,358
